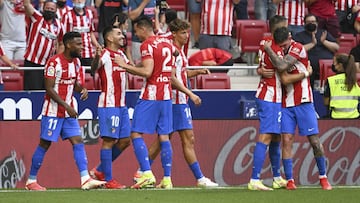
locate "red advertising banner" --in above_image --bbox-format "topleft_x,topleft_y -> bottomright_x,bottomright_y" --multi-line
0,120 -> 359,189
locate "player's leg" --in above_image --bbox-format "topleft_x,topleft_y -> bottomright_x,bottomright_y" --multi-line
269,134 -> 287,188
281,107 -> 297,190
63,118 -> 105,190
296,103 -> 332,190
25,116 -> 62,191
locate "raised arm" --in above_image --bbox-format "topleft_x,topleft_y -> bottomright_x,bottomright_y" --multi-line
128,0 -> 151,20
23,0 -> 35,17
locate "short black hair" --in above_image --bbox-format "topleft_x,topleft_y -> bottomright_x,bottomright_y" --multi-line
102,26 -> 117,47
165,9 -> 177,25
132,15 -> 153,30
273,27 -> 290,44
304,14 -> 317,23
63,31 -> 81,46
269,15 -> 287,33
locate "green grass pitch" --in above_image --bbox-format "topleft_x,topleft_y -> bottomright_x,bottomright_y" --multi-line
1,186 -> 359,203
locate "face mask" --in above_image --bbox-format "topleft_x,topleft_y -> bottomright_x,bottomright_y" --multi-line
42,10 -> 56,20
305,23 -> 317,32
56,1 -> 66,8
331,64 -> 339,74
73,2 -> 85,9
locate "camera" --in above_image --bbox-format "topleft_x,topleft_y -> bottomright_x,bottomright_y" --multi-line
156,0 -> 167,14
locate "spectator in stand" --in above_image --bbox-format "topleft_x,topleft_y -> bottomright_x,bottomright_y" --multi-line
199,0 -> 240,53
95,0 -> 128,45
23,0 -> 65,90
128,0 -> 156,64
335,0 -> 360,33
350,43 -> 360,71
62,0 -> 101,67
305,0 -> 342,42
89,27 -> 131,189
293,14 -> 339,89
112,12 -> 135,65
24,32 -> 105,191
255,0 -> 277,20
353,5 -> 360,32
234,0 -> 248,19
187,0 -> 201,48
323,53 -> 360,118
0,0 -> 26,60
274,0 -> 305,35
188,48 -> 233,73
56,0 -> 72,21
0,42 -> 19,91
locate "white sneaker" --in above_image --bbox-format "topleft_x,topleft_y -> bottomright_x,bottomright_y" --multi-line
81,178 -> 106,190
197,177 -> 219,188
248,179 -> 273,191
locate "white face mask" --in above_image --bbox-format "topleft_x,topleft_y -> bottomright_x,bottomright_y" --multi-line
73,2 -> 85,9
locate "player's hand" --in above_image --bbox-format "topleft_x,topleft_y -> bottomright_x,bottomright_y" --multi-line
190,93 -> 201,106
95,44 -> 102,56
258,66 -> 274,78
263,40 -> 272,49
65,105 -> 78,118
80,88 -> 88,101
114,55 -> 127,68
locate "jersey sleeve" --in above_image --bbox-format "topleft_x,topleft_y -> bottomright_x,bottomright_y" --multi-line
44,58 -> 57,79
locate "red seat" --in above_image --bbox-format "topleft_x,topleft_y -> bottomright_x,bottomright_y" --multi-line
319,59 -> 336,88
236,20 -> 268,65
196,73 -> 230,89
167,0 -> 186,12
338,34 -> 357,54
2,71 -> 23,91
128,74 -> 144,89
83,73 -> 96,90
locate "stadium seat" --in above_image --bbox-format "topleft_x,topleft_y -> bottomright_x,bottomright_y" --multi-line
83,73 -> 96,90
128,74 -> 144,89
319,59 -> 336,88
167,0 -> 186,12
197,73 -> 231,89
236,20 -> 268,65
2,71 -> 24,91
337,34 -> 357,54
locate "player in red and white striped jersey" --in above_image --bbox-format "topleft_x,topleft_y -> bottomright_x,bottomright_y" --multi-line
56,0 -> 72,21
199,0 -> 240,53
23,0 -> 65,90
25,32 -> 106,191
275,0 -> 305,35
62,0 -> 100,66
90,27 -> 131,189
264,26 -> 332,190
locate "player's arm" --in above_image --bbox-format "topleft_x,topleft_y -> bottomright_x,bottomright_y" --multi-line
115,55 -> 154,78
91,46 -> 102,75
23,0 -> 35,17
279,63 -> 312,85
171,68 -> 201,106
264,44 -> 297,72
74,81 -> 88,101
186,68 -> 210,78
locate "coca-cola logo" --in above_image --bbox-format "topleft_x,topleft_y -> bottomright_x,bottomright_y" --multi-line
214,126 -> 360,186
81,120 -> 100,145
0,150 -> 25,189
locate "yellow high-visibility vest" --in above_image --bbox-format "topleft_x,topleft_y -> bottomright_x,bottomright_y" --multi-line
328,73 -> 360,119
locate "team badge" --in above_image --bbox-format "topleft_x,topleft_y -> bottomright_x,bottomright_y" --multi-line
47,63 -> 55,76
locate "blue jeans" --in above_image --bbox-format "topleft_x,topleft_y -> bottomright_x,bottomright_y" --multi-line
254,0 -> 277,20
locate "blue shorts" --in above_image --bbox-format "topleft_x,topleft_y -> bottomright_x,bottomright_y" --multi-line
173,104 -> 193,132
131,99 -> 173,135
98,107 -> 131,139
40,116 -> 81,142
256,98 -> 281,134
187,0 -> 201,14
281,103 -> 319,136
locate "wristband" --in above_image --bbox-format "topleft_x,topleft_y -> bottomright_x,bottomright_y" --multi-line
304,70 -> 310,78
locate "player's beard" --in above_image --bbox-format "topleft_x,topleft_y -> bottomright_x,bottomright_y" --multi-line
70,51 -> 81,58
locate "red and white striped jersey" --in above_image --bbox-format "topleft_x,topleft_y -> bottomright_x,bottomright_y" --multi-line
335,0 -> 359,11
282,40 -> 313,107
277,0 -> 305,26
156,30 -> 190,57
200,0 -> 234,36
172,45 -> 188,105
97,48 -> 129,107
61,8 -> 95,59
41,53 -> 82,118
0,43 -> 4,84
56,5 -> 72,21
139,36 -> 175,101
256,36 -> 283,103
24,10 -> 64,65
